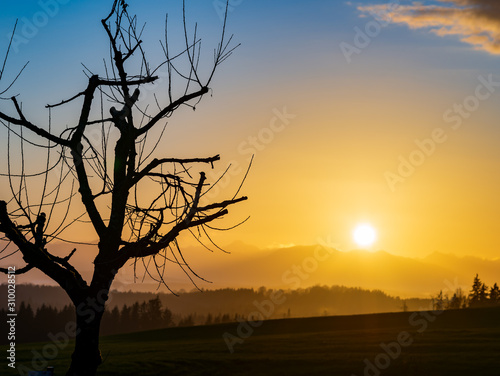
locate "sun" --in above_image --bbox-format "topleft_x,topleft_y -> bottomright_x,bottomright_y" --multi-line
353,224 -> 377,248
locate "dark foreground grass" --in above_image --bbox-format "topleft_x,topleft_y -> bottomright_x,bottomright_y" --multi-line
5,307 -> 500,375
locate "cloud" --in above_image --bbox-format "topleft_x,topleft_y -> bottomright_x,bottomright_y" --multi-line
358,0 -> 500,54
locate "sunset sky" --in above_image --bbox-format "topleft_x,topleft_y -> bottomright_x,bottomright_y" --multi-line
1,0 -> 500,263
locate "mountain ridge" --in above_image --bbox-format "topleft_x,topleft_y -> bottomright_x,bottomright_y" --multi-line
2,241 -> 498,296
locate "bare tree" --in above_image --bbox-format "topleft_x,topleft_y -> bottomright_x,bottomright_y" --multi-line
0,1 -> 246,375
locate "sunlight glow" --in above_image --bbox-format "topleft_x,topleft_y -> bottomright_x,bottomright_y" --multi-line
353,224 -> 377,248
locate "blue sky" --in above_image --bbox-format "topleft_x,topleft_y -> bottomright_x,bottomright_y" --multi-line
2,1 -> 500,259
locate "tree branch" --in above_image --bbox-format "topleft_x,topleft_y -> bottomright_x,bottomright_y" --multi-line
46,76 -> 156,109
0,201 -> 88,302
136,86 -> 209,136
45,90 -> 87,109
197,196 -> 247,212
50,248 -> 87,287
69,75 -> 107,238
131,155 -> 220,186
120,191 -> 246,261
97,76 -> 158,87
0,97 -> 71,146
128,208 -> 229,259
0,264 -> 34,275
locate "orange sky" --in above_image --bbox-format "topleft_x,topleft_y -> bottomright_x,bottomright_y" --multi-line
1,0 -> 500,271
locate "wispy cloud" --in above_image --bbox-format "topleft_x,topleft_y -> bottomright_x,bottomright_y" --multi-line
359,0 -> 500,54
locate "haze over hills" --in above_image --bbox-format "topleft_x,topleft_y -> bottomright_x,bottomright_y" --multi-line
421,251 -> 500,283
201,245 -> 500,297
0,284 -> 431,320
3,241 -> 498,297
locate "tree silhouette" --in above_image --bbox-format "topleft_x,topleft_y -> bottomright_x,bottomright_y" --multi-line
489,283 -> 500,305
479,282 -> 489,303
101,306 -> 120,334
432,290 -> 446,311
205,312 -> 214,325
469,274 -> 489,307
0,1 -> 245,375
469,274 -> 481,307
120,303 -> 132,329
130,301 -> 141,328
447,288 -> 467,310
178,313 -> 195,327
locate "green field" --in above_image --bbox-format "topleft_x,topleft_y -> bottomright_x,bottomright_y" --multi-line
5,307 -> 500,376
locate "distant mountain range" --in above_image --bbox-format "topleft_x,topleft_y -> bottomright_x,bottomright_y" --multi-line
199,245 -> 500,297
2,241 -> 498,297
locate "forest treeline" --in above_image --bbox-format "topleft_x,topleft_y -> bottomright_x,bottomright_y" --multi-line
1,284 -> 430,318
430,274 -> 500,310
1,284 -> 428,344
2,276 -> 498,344
0,296 -> 173,344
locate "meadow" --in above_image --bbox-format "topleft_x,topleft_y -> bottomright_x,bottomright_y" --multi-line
7,307 -> 500,376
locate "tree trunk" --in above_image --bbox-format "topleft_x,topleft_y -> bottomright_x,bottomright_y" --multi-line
65,300 -> 105,376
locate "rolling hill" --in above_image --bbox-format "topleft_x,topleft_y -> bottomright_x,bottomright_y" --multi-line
6,306 -> 500,376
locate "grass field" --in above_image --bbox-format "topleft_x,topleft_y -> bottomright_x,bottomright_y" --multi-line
5,307 -> 500,375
